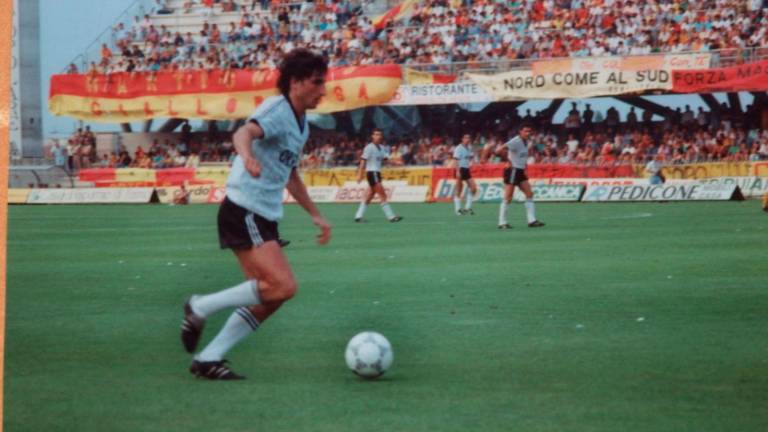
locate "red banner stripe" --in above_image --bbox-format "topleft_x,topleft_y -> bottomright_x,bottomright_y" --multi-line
155,167 -> 197,184
78,168 -> 116,182
672,60 -> 768,93
50,65 -> 402,99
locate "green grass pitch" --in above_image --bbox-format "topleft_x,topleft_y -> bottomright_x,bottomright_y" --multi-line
6,201 -> 768,432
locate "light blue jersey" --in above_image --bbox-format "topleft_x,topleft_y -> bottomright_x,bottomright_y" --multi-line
505,135 -> 528,169
362,143 -> 387,172
226,95 -> 308,221
453,144 -> 473,168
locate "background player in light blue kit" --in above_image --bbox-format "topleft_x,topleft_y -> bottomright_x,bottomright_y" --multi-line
484,125 -> 545,229
452,133 -> 478,215
180,49 -> 332,380
354,128 -> 403,223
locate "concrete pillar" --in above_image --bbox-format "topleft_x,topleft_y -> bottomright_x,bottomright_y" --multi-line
16,0 -> 43,158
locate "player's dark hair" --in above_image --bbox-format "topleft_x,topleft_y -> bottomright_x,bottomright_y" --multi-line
277,48 -> 328,96
372,128 -> 383,134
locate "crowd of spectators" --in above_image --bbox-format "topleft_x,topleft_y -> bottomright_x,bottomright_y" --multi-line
57,1 -> 768,171
64,0 -> 768,76
52,126 -> 97,172
391,0 -> 768,64
92,136 -> 231,170
298,101 -> 768,167
55,101 -> 768,172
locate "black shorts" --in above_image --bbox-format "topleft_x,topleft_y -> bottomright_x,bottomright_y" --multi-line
458,167 -> 472,181
367,171 -> 382,187
503,167 -> 529,186
217,196 -> 280,250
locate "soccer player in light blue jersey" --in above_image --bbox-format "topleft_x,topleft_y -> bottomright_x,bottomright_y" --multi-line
452,133 -> 478,215
354,128 -> 403,223
180,49 -> 332,380
483,124 -> 545,229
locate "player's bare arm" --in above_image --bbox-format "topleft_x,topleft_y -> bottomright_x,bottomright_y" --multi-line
286,168 -> 332,245
356,158 -> 366,183
233,121 -> 265,177
481,142 -> 503,163
452,154 -> 461,177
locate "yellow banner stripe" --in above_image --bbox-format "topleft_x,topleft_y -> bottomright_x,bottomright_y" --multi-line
49,77 -> 402,122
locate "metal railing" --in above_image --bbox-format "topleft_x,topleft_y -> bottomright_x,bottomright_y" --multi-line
62,0 -> 383,73
404,47 -> 768,76
60,0 -> 768,77
9,165 -> 75,188
62,0 -> 154,73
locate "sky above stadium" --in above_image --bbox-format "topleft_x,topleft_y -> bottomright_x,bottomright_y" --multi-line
40,0 -> 136,137
38,0 -> 750,139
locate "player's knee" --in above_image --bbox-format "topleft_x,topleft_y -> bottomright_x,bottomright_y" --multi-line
273,276 -> 297,301
258,276 -> 297,302
283,279 -> 298,300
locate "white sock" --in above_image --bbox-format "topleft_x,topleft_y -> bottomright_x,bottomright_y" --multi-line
464,189 -> 473,210
381,202 -> 396,219
355,202 -> 367,219
196,307 -> 259,361
191,280 -> 260,319
499,200 -> 509,225
453,196 -> 461,213
524,199 -> 537,224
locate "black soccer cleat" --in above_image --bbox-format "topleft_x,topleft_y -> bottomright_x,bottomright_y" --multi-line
354,217 -> 364,223
498,223 -> 512,230
278,238 -> 290,248
181,298 -> 206,353
528,220 -> 546,228
190,359 -> 246,380
464,209 -> 475,215
390,216 -> 403,223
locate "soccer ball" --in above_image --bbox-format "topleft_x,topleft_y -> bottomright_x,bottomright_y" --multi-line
344,331 -> 393,379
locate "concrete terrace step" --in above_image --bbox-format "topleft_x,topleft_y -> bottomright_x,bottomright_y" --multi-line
160,0 -> 269,16
144,12 -> 276,40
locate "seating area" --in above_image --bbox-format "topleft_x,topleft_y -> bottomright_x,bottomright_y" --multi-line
54,0 -> 768,172
69,0 -> 768,75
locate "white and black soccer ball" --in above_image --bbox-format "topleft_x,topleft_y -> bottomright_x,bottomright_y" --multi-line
344,331 -> 393,379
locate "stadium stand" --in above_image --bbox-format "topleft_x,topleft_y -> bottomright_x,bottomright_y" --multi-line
52,0 -> 768,172
65,112 -> 768,170
86,0 -> 768,75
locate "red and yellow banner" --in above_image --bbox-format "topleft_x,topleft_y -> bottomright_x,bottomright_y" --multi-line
373,0 -> 417,30
672,60 -> 768,93
403,68 -> 456,85
49,65 -> 402,122
79,167 -> 212,187
302,166 -> 433,187
79,163 -> 765,191
79,165 -> 433,189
